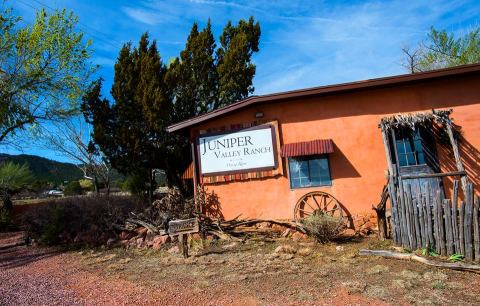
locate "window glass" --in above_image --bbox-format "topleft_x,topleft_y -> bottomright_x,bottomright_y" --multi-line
288,155 -> 331,188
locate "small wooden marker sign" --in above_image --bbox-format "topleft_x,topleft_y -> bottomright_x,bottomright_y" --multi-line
168,218 -> 199,258
168,218 -> 199,237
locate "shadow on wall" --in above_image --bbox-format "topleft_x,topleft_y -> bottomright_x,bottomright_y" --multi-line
330,143 -> 361,179
201,189 -> 224,220
437,125 -> 480,199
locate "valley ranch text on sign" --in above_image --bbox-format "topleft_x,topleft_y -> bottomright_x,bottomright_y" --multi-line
197,125 -> 277,175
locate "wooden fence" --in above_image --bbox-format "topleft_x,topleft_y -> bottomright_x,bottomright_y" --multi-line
390,180 -> 480,261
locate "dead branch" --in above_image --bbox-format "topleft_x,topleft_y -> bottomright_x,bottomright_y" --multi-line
359,249 -> 480,273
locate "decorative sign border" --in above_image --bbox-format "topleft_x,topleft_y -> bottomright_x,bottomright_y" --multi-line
196,124 -> 279,177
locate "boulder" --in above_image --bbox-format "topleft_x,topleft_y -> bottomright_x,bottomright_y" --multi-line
291,231 -> 307,241
152,235 -> 171,250
297,247 -> 312,257
136,227 -> 148,238
274,245 -> 297,254
119,231 -> 135,241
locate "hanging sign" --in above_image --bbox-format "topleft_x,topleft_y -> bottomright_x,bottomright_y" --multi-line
197,125 -> 278,175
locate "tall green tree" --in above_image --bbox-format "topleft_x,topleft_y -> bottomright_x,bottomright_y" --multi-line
0,6 -> 95,143
216,17 -> 260,108
82,34 -> 171,201
402,26 -> 480,73
85,18 -> 261,198
167,17 -> 260,117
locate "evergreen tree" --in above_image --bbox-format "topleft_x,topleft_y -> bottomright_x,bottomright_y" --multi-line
82,33 -> 171,201
216,17 -> 260,108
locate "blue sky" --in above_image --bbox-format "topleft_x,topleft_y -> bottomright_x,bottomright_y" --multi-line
5,0 -> 480,163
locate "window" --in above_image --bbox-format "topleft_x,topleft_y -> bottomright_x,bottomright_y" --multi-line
393,127 -> 439,169
288,155 -> 331,188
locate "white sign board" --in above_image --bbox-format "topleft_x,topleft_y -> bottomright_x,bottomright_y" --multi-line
198,126 -> 277,175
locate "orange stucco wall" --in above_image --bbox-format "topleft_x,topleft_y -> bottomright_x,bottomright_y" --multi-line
190,74 -> 480,221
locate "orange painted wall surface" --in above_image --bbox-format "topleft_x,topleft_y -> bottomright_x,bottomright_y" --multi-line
190,74 -> 480,220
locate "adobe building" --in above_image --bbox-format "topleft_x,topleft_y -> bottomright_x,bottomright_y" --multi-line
167,64 -> 480,227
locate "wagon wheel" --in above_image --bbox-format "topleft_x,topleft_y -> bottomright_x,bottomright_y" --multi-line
294,191 -> 347,227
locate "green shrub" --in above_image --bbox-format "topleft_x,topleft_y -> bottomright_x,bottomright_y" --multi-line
64,180 -> 83,196
301,214 -> 343,243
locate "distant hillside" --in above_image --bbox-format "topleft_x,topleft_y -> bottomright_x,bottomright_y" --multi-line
0,153 -> 83,185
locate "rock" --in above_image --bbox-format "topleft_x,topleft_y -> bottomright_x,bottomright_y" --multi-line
145,231 -> 155,242
168,245 -> 180,254
271,224 -> 287,233
342,228 -> 356,236
367,264 -> 390,274
152,235 -> 171,250
335,245 -> 345,252
106,238 -> 117,247
256,222 -> 271,229
119,231 -> 134,241
274,245 -> 297,254
136,237 -> 145,248
342,281 -> 366,294
291,231 -> 307,241
136,227 -> 148,237
297,247 -> 312,257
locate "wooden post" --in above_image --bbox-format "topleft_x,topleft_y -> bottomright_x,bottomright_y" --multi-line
445,120 -> 467,194
180,234 -> 189,258
464,183 -> 474,261
380,126 -> 398,242
474,196 -> 480,261
452,180 -> 460,253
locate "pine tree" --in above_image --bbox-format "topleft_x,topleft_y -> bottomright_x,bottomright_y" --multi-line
83,33 -> 172,201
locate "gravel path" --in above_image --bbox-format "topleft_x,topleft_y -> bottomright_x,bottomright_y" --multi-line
0,232 -> 162,306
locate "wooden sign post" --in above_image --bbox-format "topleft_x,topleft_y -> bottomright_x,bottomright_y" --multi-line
168,218 -> 199,258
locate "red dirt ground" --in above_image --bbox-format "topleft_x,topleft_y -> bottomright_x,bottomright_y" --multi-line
1,232 -> 479,305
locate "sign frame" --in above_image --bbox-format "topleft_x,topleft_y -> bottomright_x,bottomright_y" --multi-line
168,218 -> 200,237
196,124 -> 279,177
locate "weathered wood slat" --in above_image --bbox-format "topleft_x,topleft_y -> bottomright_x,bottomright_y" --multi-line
437,191 -> 446,256
413,199 -> 422,249
459,201 -> 465,255
405,185 -> 415,249
425,185 -> 434,248
452,180 -> 460,253
433,195 -> 440,253
464,183 -> 474,261
474,196 -> 480,262
443,199 -> 454,255
418,193 -> 426,248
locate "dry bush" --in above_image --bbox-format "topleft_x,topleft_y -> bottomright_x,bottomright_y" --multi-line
301,214 -> 343,243
148,187 -> 195,228
22,196 -> 142,245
